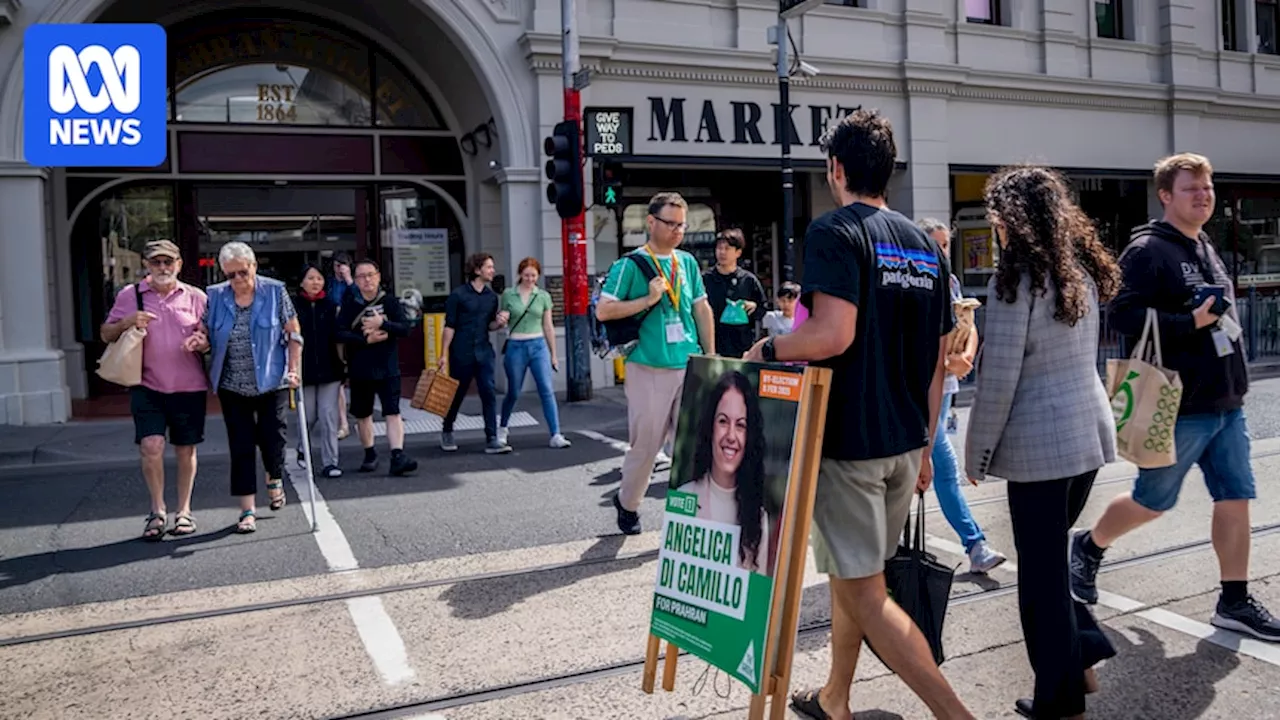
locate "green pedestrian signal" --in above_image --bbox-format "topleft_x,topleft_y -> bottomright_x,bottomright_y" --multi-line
595,161 -> 623,208
603,185 -> 619,206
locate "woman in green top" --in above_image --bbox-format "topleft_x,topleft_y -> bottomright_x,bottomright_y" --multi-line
499,257 -> 572,449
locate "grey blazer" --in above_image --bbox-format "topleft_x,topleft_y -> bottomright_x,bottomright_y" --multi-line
965,273 -> 1117,483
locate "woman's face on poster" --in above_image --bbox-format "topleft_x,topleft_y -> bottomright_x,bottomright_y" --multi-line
712,387 -> 748,481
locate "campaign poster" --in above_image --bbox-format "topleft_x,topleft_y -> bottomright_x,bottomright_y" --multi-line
648,355 -> 805,693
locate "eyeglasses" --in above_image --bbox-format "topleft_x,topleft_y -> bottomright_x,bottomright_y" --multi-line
652,216 -> 688,232
147,257 -> 176,267
224,269 -> 251,279
355,272 -> 378,281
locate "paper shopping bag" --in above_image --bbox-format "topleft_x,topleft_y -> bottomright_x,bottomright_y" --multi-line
1106,309 -> 1182,469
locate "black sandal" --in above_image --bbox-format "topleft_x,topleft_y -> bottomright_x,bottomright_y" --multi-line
141,512 -> 166,542
266,478 -> 286,511
170,514 -> 196,536
790,688 -> 834,720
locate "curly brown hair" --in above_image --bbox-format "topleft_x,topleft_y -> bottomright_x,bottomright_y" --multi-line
984,165 -> 1121,325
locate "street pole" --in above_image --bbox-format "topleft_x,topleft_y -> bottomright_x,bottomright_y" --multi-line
561,0 -> 592,401
776,17 -> 795,283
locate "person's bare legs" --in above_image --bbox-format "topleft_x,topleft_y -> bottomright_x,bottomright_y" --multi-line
1087,493 -> 1162,548
385,414 -> 406,451
173,445 -> 197,517
1213,499 -> 1251,581
139,435 -> 167,515
357,416 -> 375,449
337,384 -> 350,439
814,574 -> 865,720
824,574 -> 975,720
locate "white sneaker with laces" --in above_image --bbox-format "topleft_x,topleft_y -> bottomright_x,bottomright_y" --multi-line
549,433 -> 572,449
497,426 -> 509,446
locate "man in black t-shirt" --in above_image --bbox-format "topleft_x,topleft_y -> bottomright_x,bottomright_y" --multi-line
746,109 -> 970,720
702,228 -> 767,358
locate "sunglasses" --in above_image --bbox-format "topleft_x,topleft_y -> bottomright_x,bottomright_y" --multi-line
224,269 -> 251,279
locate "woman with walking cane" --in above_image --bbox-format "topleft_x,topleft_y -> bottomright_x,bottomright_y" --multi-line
965,165 -> 1121,719
184,241 -> 302,534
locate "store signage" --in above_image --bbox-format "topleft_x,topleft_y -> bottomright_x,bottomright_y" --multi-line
584,108 -> 633,156
646,97 -> 862,149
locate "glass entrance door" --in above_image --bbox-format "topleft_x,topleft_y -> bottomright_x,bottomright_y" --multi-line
192,184 -> 364,287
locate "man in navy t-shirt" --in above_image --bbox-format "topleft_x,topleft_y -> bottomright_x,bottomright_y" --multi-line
746,109 -> 970,720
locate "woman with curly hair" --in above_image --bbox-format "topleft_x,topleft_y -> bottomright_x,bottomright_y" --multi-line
964,165 -> 1121,719
682,370 -> 770,574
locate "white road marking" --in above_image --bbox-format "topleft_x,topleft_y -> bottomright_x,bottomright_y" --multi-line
285,464 -> 416,685
924,533 -> 1018,574
577,429 -> 631,453
1097,591 -> 1280,668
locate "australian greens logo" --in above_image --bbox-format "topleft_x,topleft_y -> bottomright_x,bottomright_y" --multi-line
1112,372 -> 1180,453
1110,370 -> 1140,431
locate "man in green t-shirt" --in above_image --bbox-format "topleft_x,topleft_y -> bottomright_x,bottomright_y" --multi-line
596,192 -> 715,535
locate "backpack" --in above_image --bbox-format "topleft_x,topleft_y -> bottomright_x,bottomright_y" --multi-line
594,253 -> 659,357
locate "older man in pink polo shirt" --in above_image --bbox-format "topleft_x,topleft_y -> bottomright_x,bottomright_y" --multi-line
102,240 -> 210,541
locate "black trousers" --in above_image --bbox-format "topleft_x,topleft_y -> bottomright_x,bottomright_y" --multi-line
218,389 -> 288,497
442,356 -> 497,439
1007,470 -> 1117,718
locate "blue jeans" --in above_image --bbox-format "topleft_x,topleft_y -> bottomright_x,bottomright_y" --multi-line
933,392 -> 986,552
1132,409 -> 1256,512
501,337 -> 561,436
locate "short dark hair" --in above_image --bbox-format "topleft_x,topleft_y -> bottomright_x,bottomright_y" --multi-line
332,252 -> 352,268
354,258 -> 380,274
716,228 -> 745,251
647,192 -> 687,218
465,252 -> 494,278
818,108 -> 896,198
778,281 -> 801,298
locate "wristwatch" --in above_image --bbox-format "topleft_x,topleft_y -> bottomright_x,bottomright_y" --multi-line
761,337 -> 777,362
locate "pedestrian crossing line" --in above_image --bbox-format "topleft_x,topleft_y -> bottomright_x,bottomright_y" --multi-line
285,464 -> 416,685
577,429 -> 630,453
371,399 -> 538,437
1096,591 -> 1280,669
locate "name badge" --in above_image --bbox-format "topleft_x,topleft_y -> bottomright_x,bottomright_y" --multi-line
1212,327 -> 1234,357
665,318 -> 686,344
1221,314 -> 1244,342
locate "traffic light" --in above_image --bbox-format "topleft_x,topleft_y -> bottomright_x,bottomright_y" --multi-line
596,161 -> 623,208
544,120 -> 584,219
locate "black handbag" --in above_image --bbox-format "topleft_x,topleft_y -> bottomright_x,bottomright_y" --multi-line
868,491 -> 956,666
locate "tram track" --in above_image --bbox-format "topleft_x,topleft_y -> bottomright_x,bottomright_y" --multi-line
7,517 -> 1277,718
323,521 -> 1280,719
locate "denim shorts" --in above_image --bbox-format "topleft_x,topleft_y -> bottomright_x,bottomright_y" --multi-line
1132,409 -> 1256,512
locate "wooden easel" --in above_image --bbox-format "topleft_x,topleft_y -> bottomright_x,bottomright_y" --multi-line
642,366 -> 832,719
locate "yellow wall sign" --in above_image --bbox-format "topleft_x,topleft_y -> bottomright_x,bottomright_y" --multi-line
423,313 -> 446,372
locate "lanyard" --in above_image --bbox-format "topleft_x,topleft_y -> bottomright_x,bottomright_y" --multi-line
643,244 -> 681,310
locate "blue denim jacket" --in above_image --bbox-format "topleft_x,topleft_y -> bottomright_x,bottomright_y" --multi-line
206,276 -> 289,395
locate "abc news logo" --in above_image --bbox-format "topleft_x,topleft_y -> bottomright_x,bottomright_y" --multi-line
24,24 -> 167,168
47,44 -> 143,147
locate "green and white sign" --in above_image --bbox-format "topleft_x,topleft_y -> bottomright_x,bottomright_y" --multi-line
647,357 -> 805,693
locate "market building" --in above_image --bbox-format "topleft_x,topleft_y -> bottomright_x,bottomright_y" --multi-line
1,0 -> 1279,424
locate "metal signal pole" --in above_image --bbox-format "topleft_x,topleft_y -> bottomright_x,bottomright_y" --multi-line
776,16 -> 795,282
561,0 -> 591,401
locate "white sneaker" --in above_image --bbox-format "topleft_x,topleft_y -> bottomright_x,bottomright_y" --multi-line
497,426 -> 509,446
968,541 -> 1007,574
549,433 -> 572,449
653,450 -> 673,473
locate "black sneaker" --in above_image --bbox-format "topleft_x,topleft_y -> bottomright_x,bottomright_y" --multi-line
296,450 -> 306,469
389,452 -> 418,476
359,451 -> 379,473
1211,595 -> 1280,641
1069,529 -> 1101,605
613,494 -> 641,535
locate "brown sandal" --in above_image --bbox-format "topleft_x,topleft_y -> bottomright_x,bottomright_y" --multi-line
170,514 -> 196,536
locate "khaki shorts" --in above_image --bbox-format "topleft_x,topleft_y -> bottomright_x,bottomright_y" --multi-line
810,451 -> 921,579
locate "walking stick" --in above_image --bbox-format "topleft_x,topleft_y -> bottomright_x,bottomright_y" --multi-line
290,385 -> 320,533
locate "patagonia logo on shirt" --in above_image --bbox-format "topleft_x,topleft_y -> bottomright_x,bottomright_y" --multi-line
875,243 -> 938,291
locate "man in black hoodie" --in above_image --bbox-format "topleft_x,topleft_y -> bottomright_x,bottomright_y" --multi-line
1069,153 -> 1278,642
337,259 -> 418,476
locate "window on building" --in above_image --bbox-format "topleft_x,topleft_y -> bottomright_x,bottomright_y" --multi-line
1095,0 -> 1125,39
1261,0 -> 1280,54
1223,0 -> 1242,50
966,0 -> 1000,24
823,0 -> 864,6
170,18 -> 447,128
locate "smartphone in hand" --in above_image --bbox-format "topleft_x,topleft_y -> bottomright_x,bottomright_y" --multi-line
1193,284 -> 1230,316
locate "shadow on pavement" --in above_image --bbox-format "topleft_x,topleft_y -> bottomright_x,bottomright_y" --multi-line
0,526 -> 242,592
438,534 -> 649,620
1089,625 -> 1237,719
